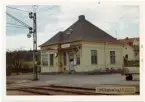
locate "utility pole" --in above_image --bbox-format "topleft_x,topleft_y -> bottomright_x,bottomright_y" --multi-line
29,5 -> 38,80
6,12 -> 38,80
33,5 -> 38,80
7,6 -> 39,80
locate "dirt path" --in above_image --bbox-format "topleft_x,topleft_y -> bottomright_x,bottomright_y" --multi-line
7,90 -> 38,95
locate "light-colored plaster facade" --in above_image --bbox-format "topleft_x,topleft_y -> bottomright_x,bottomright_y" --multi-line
40,41 -> 123,73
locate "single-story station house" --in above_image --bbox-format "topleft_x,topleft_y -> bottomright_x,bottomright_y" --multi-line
39,15 -> 124,73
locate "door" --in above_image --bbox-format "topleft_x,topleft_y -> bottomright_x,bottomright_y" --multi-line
68,52 -> 74,60
63,52 -> 67,71
68,52 -> 74,70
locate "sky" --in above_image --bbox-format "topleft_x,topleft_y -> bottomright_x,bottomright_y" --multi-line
6,4 -> 139,51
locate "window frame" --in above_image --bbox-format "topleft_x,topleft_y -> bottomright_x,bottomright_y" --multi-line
110,51 -> 116,64
50,54 -> 54,66
91,50 -> 97,65
41,54 -> 48,66
76,51 -> 80,65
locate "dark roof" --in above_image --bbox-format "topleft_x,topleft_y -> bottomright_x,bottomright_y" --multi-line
40,15 -> 120,47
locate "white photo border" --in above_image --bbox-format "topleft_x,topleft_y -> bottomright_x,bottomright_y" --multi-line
1,0 -> 144,101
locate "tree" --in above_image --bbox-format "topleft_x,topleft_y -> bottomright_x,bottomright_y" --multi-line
6,50 -> 23,75
6,51 -> 13,76
6,49 -> 41,75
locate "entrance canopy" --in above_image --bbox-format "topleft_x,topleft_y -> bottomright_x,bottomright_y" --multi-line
58,44 -> 81,52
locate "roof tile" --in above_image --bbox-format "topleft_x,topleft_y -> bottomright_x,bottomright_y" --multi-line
40,15 -> 120,47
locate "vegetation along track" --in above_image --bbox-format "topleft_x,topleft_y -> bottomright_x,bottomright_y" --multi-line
7,85 -> 139,95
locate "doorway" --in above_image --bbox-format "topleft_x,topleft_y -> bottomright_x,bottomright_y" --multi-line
63,52 -> 67,71
68,52 -> 74,70
68,52 -> 74,61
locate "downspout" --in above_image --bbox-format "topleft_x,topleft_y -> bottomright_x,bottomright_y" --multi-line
104,42 -> 106,68
40,49 -> 42,73
122,43 -> 124,68
58,44 -> 61,72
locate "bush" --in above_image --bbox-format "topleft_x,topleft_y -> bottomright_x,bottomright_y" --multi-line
125,60 -> 139,67
6,64 -> 12,76
86,68 -> 123,75
116,68 -> 123,73
19,62 -> 33,73
87,69 -> 100,75
20,68 -> 33,73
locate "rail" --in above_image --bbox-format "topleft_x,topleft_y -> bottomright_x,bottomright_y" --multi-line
7,85 -> 139,95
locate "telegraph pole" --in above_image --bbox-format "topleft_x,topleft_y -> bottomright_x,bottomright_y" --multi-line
29,5 -> 38,80
33,5 -> 38,80
7,5 -> 39,80
7,5 -> 59,81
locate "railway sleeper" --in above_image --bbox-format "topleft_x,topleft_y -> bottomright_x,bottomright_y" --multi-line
30,87 -> 97,95
18,87 -> 98,95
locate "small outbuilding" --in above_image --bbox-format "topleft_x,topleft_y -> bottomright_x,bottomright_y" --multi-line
119,37 -> 139,61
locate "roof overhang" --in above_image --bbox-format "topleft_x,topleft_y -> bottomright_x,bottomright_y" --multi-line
58,44 -> 81,52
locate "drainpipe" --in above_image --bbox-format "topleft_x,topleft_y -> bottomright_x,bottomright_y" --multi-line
58,44 -> 61,72
104,42 -> 106,68
122,44 -> 124,68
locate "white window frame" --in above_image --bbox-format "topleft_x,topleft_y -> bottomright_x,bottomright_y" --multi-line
76,51 -> 80,65
50,54 -> 54,66
91,50 -> 97,65
110,51 -> 116,64
41,54 -> 48,66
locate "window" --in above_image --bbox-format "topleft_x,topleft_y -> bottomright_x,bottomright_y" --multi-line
50,54 -> 54,66
69,52 -> 74,60
42,54 -> 48,66
76,51 -> 80,65
110,51 -> 115,64
91,50 -> 97,64
125,54 -> 128,59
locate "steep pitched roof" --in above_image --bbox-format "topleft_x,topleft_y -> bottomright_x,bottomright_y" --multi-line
40,15 -> 120,47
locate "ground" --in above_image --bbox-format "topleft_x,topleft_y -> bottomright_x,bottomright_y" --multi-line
7,73 -> 139,86
6,74 -> 139,95
7,90 -> 35,95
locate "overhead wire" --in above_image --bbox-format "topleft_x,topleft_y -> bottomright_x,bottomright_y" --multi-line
37,5 -> 60,13
6,6 -> 30,13
7,5 -> 59,20
37,12 -> 57,19
6,5 -> 60,31
7,22 -> 26,27
6,12 -> 32,29
6,25 -> 28,29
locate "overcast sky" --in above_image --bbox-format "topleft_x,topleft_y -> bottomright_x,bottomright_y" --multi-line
6,4 -> 139,51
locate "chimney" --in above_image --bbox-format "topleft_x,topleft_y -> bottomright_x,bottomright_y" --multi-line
79,15 -> 85,21
126,37 -> 129,40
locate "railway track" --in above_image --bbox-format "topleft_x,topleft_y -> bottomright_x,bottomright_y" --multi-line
7,85 -> 139,95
